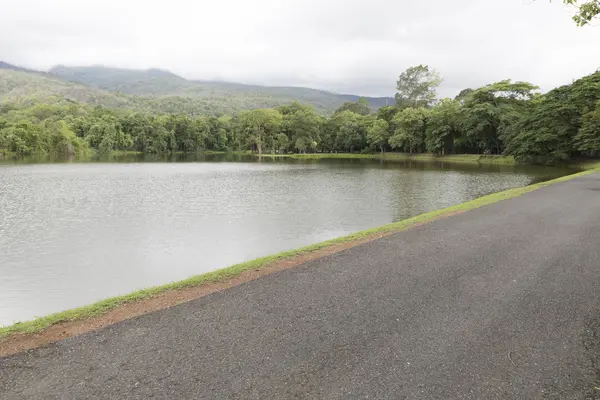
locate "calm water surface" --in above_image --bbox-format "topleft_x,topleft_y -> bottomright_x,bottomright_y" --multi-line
0,156 -> 576,325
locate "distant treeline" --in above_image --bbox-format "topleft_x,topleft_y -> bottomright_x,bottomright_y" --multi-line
1,68 -> 599,164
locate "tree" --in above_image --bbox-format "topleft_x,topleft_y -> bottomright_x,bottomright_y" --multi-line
329,111 -> 367,152
238,109 -> 283,154
463,80 -> 539,155
366,119 -> 390,153
376,106 -> 399,124
389,108 -> 430,154
426,99 -> 463,155
505,71 -> 600,163
395,65 -> 442,109
574,102 -> 600,155
164,114 -> 208,152
335,98 -> 371,115
562,0 -> 600,25
46,120 -> 88,156
455,88 -> 474,105
283,108 -> 321,153
274,133 -> 290,153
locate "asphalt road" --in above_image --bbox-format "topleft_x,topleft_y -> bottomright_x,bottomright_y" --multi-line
2,172 -> 600,399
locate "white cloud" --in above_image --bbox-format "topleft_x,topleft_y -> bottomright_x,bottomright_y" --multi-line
0,0 -> 599,96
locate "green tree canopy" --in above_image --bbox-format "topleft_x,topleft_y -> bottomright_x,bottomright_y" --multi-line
395,65 -> 442,109
366,119 -> 390,153
389,108 -> 430,154
563,0 -> 600,25
426,99 -> 463,155
334,98 -> 371,116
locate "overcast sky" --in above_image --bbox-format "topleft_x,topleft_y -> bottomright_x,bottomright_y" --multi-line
1,0 -> 599,97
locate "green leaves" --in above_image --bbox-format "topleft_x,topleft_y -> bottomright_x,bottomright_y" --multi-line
504,72 -> 600,163
395,65 -> 442,109
390,108 -> 430,153
563,0 -> 600,26
334,98 -> 371,116
1,65 -> 598,164
426,99 -> 463,155
366,119 -> 390,152
574,102 -> 600,154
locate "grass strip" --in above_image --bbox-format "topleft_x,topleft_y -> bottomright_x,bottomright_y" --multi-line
254,153 -> 517,164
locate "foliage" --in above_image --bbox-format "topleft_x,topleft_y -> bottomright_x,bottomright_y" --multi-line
395,65 -> 442,109
367,119 -> 390,153
504,72 -> 600,164
334,98 -> 371,115
563,0 -> 600,25
575,102 -> 600,155
41,66 -> 393,115
426,99 -> 463,155
389,108 -> 430,154
461,80 -> 539,155
1,64 -> 599,165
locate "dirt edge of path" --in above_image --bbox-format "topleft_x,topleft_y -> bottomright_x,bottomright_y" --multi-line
0,211 -> 464,358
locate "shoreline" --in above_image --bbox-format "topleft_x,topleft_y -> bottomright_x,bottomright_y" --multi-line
4,150 -> 598,169
1,166 -> 598,357
255,153 -> 519,165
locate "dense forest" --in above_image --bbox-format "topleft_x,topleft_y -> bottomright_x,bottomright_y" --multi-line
1,65 -> 599,164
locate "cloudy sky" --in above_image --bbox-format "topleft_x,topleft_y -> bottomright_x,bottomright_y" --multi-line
1,0 -> 599,97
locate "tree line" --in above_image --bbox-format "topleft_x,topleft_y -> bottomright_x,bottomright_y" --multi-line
0,66 -> 599,164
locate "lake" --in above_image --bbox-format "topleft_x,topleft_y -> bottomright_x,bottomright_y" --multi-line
0,155 -> 577,326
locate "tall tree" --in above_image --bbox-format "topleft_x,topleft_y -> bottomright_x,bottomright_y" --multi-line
426,99 -> 463,155
335,98 -> 371,116
284,108 -> 322,154
238,109 -> 282,154
395,65 -> 442,109
366,119 -> 390,153
574,103 -> 600,155
505,72 -> 600,163
463,80 -> 538,155
329,111 -> 367,152
389,108 -> 430,154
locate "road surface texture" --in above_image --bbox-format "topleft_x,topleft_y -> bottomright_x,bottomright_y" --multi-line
2,172 -> 600,399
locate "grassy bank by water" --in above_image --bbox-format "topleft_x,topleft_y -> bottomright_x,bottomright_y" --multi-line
1,166 -> 598,340
255,153 -> 518,165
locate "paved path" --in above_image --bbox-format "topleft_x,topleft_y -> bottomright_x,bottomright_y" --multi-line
2,173 -> 600,399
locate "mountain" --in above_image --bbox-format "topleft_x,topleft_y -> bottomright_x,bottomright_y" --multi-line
48,65 -> 394,113
0,61 -> 41,74
0,62 -> 394,115
48,65 -> 189,95
0,68 -> 132,109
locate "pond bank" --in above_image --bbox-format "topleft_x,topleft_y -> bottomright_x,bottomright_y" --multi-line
255,153 -> 519,165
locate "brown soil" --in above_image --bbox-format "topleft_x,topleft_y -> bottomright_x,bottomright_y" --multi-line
0,211 -> 462,358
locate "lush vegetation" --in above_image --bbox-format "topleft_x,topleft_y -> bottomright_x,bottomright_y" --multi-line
1,64 -> 599,164
46,65 -> 392,114
0,66 -> 392,117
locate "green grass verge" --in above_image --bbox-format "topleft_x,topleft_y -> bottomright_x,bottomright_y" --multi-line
574,160 -> 600,171
255,153 -> 517,165
1,167 -> 598,339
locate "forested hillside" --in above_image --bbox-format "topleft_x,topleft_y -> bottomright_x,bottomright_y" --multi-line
1,62 -> 599,164
0,69 -> 132,109
48,65 -> 393,113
